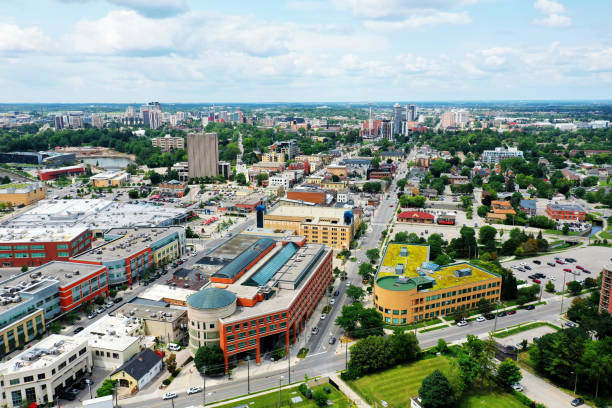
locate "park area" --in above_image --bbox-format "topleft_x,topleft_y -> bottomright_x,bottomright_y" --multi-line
347,356 -> 526,408
214,383 -> 351,408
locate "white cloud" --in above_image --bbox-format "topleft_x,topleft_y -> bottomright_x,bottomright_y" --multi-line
533,0 -> 571,27
0,23 -> 49,52
364,11 -> 471,30
57,0 -> 188,17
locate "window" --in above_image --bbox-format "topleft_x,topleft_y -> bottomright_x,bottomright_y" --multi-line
30,245 -> 44,250
9,379 -> 19,385
79,348 -> 87,355
56,244 -> 69,250
243,322 -> 249,329
25,388 -> 35,403
209,323 -> 215,329
270,324 -> 276,330
226,326 -> 232,333
58,362 -> 66,370
31,252 -> 46,258
238,333 -> 246,339
14,253 -> 29,258
259,327 -> 266,334
227,335 -> 235,342
37,374 -> 45,380
23,376 -> 33,383
249,330 -> 256,336
0,245 -> 11,250
238,342 -> 246,349
266,316 -> 272,322
113,353 -> 119,359
249,339 -> 256,346
227,345 -> 235,352
11,390 -> 21,406
280,322 -> 286,329
13,245 -> 28,250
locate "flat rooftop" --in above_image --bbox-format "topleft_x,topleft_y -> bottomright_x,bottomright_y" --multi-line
74,314 -> 140,351
1,199 -> 190,229
0,226 -> 87,243
114,303 -> 185,323
0,335 -> 87,374
377,243 -> 499,291
138,284 -> 196,303
266,205 -> 354,224
75,227 -> 182,262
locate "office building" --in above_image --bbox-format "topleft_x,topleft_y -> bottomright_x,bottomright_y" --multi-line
407,104 -> 418,122
92,114 -> 104,129
0,335 -> 92,407
392,103 -> 404,136
373,243 -> 501,325
90,171 -> 130,188
0,182 -> 46,206
187,235 -> 333,369
0,227 -> 91,268
114,303 -> 187,343
187,132 -> 219,178
54,116 -> 64,130
263,205 -> 359,249
38,164 -> 86,181
152,135 -> 184,152
480,147 -> 524,164
68,114 -> 83,129
271,140 -> 298,160
262,151 -> 286,163
158,180 -> 187,197
72,227 -> 185,286
545,203 -> 586,221
599,264 -> 612,314
137,284 -> 196,307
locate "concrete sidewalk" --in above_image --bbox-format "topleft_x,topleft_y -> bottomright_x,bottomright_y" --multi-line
521,368 -> 591,408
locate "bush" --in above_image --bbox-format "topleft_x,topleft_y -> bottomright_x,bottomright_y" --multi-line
298,383 -> 308,396
340,367 -> 361,381
162,378 -> 171,386
312,389 -> 328,407
96,379 -> 117,397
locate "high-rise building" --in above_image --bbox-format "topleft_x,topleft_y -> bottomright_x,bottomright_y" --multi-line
381,119 -> 393,141
407,104 -> 417,122
54,115 -> 64,130
440,111 -> 456,129
68,114 -> 83,129
187,132 -> 218,178
600,264 -> 612,313
392,103 -> 403,136
92,114 -> 103,129
141,102 -> 162,129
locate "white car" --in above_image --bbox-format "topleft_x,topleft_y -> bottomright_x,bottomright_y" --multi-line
550,276 -> 556,281
476,316 -> 486,322
320,314 -> 327,320
167,343 -> 181,351
345,282 -> 350,287
456,320 -> 468,327
511,383 -> 524,392
187,386 -> 202,395
162,392 -> 177,400
329,299 -> 335,305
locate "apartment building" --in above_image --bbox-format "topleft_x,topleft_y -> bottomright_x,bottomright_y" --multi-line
480,147 -> 524,164
599,264 -> 612,314
151,135 -> 184,152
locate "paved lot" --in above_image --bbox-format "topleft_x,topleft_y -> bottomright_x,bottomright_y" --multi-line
497,325 -> 558,348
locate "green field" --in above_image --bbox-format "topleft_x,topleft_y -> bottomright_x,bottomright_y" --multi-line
544,229 -> 580,236
458,388 -> 527,408
213,384 -> 350,408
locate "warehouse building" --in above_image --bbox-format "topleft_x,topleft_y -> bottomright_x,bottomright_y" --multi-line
0,182 -> 46,207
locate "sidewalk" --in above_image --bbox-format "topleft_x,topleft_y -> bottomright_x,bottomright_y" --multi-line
328,372 -> 371,407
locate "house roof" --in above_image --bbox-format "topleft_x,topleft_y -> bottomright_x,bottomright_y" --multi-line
397,211 -> 435,220
519,199 -> 536,209
111,348 -> 162,381
487,212 -> 507,220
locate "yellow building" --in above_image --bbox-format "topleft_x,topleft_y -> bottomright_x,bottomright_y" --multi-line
262,151 -> 286,163
110,348 -> 163,391
0,309 -> 45,355
306,176 -> 323,185
373,243 -> 501,325
90,171 -> 130,188
0,182 -> 46,206
151,238 -> 181,266
326,165 -> 348,178
263,205 -> 360,249
320,180 -> 348,190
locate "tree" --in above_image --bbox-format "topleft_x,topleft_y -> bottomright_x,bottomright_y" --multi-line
165,352 -> 178,375
94,296 -> 105,305
427,234 -> 445,259
496,358 -> 522,389
346,285 -> 365,302
477,205 -> 490,218
348,335 -> 393,374
419,370 -> 455,408
478,226 -> 497,252
96,379 -> 117,397
477,298 -> 495,314
388,330 -> 420,363
567,280 -> 582,296
312,388 -> 328,407
394,231 -> 408,243
236,172 -> 247,186
437,338 -> 449,354
194,345 -> 225,375
562,223 -> 570,235
545,281 -> 556,293
365,248 -> 380,264
148,170 -> 162,185
335,303 -> 362,333
461,334 -> 497,388
128,189 -> 139,199
358,263 -> 375,282
256,173 -> 269,186
516,284 -> 540,305
20,265 -> 28,273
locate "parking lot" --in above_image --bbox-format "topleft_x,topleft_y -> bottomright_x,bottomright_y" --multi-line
502,245 -> 612,294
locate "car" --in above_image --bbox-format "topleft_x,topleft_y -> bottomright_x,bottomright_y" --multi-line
498,311 -> 507,317
507,310 -> 517,315
526,305 -> 535,310
550,276 -> 556,280
563,268 -> 572,273
506,345 -> 518,353
329,336 -> 337,344
187,386 -> 202,395
583,269 -> 591,274
74,381 -> 87,390
533,260 -> 541,265
566,258 -> 576,263
389,204 -> 393,207
329,299 -> 335,305
320,314 -> 327,320
476,316 -> 486,322
532,279 -> 541,284
547,262 -> 556,267
73,327 -> 84,334
87,312 -> 97,319
333,290 -> 339,296
105,302 -> 114,309
346,282 -> 350,287
167,343 -> 181,351
571,398 -> 585,406
556,259 -> 565,264
565,321 -> 577,328
520,262 -> 527,266
96,307 -> 105,314
162,392 -> 177,400
484,313 -> 495,320
511,383 -> 524,392
456,320 -> 468,327
524,265 -> 532,270
517,267 -> 525,272
61,388 -> 80,400
575,265 -> 584,270
113,297 -> 123,303
311,327 -> 319,335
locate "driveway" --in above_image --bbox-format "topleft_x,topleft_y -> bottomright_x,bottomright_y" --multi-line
520,368 -> 590,408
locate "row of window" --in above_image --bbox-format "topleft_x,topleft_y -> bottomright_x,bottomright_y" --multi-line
95,350 -> 120,358
226,322 -> 287,342
377,292 -> 499,315
0,252 -> 48,259
225,313 -> 287,334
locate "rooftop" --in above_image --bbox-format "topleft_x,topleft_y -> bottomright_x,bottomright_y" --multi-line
1,199 -> 190,229
114,303 -> 185,323
547,203 -> 585,212
74,314 -> 141,351
266,205 -> 355,225
188,287 -> 237,310
75,227 -> 182,262
0,335 -> 87,374
138,284 -> 196,303
0,226 -> 87,243
111,348 -> 162,380
90,171 -> 127,180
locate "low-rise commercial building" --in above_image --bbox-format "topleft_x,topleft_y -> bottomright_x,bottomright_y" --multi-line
72,227 -> 185,286
90,171 -> 130,188
137,284 -> 196,307
158,180 -> 187,197
0,335 -> 92,407
263,205 -> 360,249
187,235 -> 333,369
397,211 -> 434,224
373,243 -> 501,325
286,187 -> 330,205
546,203 -> 586,221
110,348 -> 162,392
0,227 -> 92,268
326,165 -> 348,179
114,303 -> 187,343
0,182 -> 46,207
519,199 -> 537,216
38,164 -> 86,181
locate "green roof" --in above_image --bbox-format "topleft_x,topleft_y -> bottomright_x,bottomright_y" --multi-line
376,275 -> 435,291
187,287 -> 236,310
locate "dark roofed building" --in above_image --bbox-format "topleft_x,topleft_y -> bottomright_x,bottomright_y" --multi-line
110,348 -> 163,391
210,238 -> 276,283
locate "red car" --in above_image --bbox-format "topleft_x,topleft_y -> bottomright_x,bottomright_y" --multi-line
576,265 -> 584,271
563,268 -> 572,273
556,259 -> 565,264
507,310 -> 517,315
532,279 -> 541,284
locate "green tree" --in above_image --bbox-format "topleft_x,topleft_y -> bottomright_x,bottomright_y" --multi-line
387,329 -> 420,363
148,171 -> 162,185
496,358 -> 522,389
437,338 -> 449,354
478,226 -> 498,252
567,280 -> 582,296
165,352 -> 177,375
235,172 -> 247,185
194,345 -> 225,375
419,370 -> 455,408
365,248 -> 380,264
562,223 -> 570,235
348,335 -> 393,375
96,379 -> 117,397
128,189 -> 139,199
20,265 -> 28,273
477,298 -> 495,314
394,231 -> 408,243
477,205 -> 490,218
346,285 -> 365,302
545,280 -> 556,293
256,173 -> 269,186
358,263 -> 375,283
312,388 -> 328,407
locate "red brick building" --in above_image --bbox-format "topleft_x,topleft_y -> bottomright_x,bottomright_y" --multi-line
286,188 -> 327,205
397,211 -> 435,224
38,164 -> 86,181
545,203 -> 586,221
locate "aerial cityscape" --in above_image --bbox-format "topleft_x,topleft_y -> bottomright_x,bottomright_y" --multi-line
1,1 -> 611,408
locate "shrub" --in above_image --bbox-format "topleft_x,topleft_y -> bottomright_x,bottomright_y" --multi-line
298,383 -> 308,396
162,379 -> 171,386
312,389 -> 328,407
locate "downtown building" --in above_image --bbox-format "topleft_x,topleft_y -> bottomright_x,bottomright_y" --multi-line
187,132 -> 219,178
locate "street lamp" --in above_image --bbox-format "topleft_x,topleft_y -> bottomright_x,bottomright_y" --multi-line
571,371 -> 579,394
246,355 -> 250,395
560,269 -> 568,315
493,300 -> 500,333
200,367 -> 207,407
278,375 -> 284,408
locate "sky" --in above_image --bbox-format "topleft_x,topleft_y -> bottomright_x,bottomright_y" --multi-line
1,0 -> 611,102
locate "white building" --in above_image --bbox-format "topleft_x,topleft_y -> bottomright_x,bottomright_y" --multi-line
337,189 -> 349,203
0,335 -> 92,407
480,147 -> 524,164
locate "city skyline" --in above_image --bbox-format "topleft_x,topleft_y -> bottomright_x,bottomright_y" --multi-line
1,0 -> 611,102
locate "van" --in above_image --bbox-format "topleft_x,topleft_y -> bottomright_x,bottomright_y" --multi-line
167,343 -> 181,351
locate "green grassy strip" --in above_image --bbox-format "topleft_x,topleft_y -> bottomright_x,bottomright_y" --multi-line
493,322 -> 560,338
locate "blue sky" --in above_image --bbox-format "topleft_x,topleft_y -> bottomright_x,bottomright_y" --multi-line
1,0 -> 611,102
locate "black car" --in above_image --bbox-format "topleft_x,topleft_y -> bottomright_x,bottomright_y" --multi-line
61,389 -> 80,400
73,381 -> 86,390
113,297 -> 123,303
524,265 -> 532,270
533,260 -> 541,265
565,258 -> 575,263
73,327 -> 84,334
528,275 -> 536,280
547,262 -> 556,267
498,311 -> 507,317
484,313 -> 495,320
583,269 -> 591,274
571,398 -> 585,406
526,305 -> 535,310
334,290 -> 339,296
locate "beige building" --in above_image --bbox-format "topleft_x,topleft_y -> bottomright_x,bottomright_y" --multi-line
0,182 -> 46,206
114,303 -> 187,343
90,171 -> 130,188
152,134 -> 185,152
263,205 -> 360,249
320,180 -> 348,190
326,165 -> 348,178
262,151 -> 286,163
0,335 -> 92,407
187,132 -> 218,178
187,287 -> 236,354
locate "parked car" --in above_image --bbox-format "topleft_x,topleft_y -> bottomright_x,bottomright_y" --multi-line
320,314 -> 327,320
162,392 -> 177,400
476,316 -> 486,322
87,312 -> 97,319
167,343 -> 181,351
113,297 -> 123,304
532,279 -> 541,284
576,265 -> 584,270
563,268 -> 572,273
583,269 -> 591,274
571,398 -> 584,406
105,302 -> 114,309
511,383 -> 524,392
329,299 -> 335,305
498,311 -> 507,317
334,290 -> 339,296
61,389 -> 80,400
74,381 -> 86,390
526,305 -> 535,310
187,386 -> 202,395
556,259 -> 565,264
524,265 -> 532,270
73,327 -> 84,334
565,321 -> 577,328
533,260 -> 541,265
484,313 -> 495,320
546,262 -> 556,267
507,310 -> 517,315
311,327 -> 319,335
345,282 -> 350,287
95,307 -> 105,314
456,320 -> 468,327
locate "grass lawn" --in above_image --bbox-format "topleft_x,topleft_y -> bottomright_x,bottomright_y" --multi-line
493,322 -> 560,338
599,230 -> 612,240
348,356 -> 451,407
458,387 -> 527,408
213,384 -> 350,408
544,229 -> 580,236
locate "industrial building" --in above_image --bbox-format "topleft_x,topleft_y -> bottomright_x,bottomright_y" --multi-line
187,234 -> 333,370
373,243 -> 501,325
0,151 -> 76,166
0,226 -> 92,268
0,182 -> 46,207
38,164 -> 86,181
263,205 -> 359,249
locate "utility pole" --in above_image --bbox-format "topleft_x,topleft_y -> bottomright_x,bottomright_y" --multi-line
246,356 -> 250,395
493,300 -> 500,332
345,337 -> 348,370
287,348 -> 291,384
202,367 -> 206,406
278,376 -> 284,408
